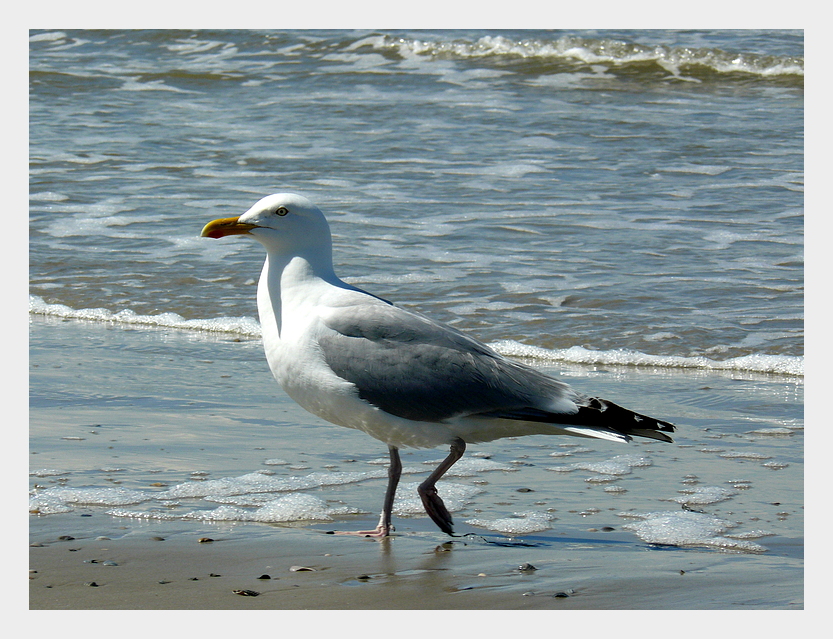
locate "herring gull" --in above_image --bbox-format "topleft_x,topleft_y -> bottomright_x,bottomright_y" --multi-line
201,193 -> 676,537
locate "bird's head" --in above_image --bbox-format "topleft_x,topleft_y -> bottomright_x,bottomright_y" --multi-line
201,193 -> 333,259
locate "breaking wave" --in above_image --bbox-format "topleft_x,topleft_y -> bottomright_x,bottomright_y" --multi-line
30,295 -> 803,377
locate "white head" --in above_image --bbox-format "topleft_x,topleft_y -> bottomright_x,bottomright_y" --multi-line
202,193 -> 334,268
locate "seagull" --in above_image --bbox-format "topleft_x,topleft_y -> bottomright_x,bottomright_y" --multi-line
201,193 -> 676,537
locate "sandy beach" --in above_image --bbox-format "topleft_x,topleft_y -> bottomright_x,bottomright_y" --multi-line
29,316 -> 803,610
29,513 -> 801,610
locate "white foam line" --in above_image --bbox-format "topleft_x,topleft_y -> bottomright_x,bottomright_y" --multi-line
30,295 -> 803,376
29,295 -> 262,337
491,340 -> 803,377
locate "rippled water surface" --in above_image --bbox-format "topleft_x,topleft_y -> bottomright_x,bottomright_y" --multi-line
29,29 -> 803,370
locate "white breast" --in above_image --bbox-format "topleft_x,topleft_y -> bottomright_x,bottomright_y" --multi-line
255,256 -> 463,449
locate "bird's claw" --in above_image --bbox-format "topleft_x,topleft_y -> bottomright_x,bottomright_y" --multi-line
327,513 -> 394,538
419,486 -> 455,535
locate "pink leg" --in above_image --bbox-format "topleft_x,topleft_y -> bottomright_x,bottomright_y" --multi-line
418,438 -> 466,536
328,446 -> 401,538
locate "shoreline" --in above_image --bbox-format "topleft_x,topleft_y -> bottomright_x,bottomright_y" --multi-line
30,513 -> 802,610
29,316 -> 804,610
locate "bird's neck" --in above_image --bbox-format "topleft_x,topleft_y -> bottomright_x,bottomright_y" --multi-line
257,251 -> 347,339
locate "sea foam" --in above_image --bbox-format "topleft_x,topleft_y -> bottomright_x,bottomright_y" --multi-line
546,454 -> 652,476
364,34 -> 803,80
30,295 -> 803,377
492,340 -> 803,376
29,294 -> 262,336
466,510 -> 555,534
621,510 -> 769,552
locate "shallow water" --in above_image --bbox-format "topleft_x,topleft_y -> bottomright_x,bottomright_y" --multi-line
30,316 -> 803,559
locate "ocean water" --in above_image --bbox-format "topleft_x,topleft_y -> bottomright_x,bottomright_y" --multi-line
29,315 -> 804,555
29,30 -> 804,567
29,29 -> 803,373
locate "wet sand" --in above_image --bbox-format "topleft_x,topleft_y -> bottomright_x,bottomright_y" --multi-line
29,316 -> 804,610
29,513 -> 801,610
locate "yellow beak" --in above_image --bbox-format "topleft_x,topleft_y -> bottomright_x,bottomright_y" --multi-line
200,216 -> 258,239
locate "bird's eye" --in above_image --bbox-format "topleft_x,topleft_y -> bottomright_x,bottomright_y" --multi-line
276,207 -> 289,216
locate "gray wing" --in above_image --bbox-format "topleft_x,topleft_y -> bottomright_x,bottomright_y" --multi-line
319,300 -> 579,423
319,297 -> 676,442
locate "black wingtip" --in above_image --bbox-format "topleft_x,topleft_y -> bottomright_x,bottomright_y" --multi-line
581,398 -> 677,443
474,398 -> 677,443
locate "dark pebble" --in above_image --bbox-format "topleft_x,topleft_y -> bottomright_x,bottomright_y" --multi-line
209,573 -> 222,577
233,589 -> 260,597
516,488 -> 534,492
58,535 -> 75,541
601,526 -> 615,532
518,563 -> 537,572
198,537 -> 214,543
257,574 -> 271,580
356,574 -> 370,581
553,591 -> 570,598
85,582 -> 99,587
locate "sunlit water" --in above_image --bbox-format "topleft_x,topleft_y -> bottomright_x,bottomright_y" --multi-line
30,30 -> 803,559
